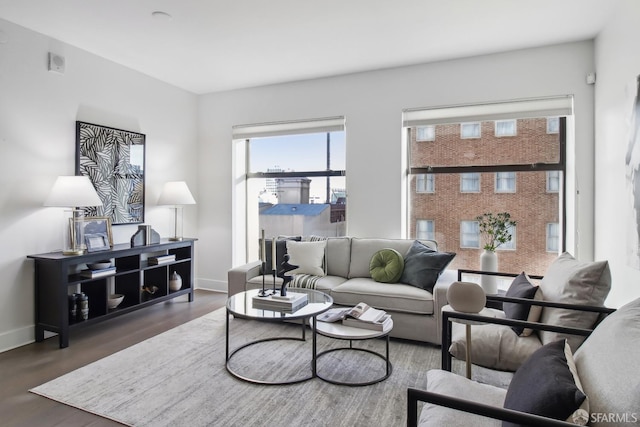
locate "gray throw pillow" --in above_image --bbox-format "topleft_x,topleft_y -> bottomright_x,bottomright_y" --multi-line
399,240 -> 455,293
538,252 -> 611,350
504,272 -> 542,336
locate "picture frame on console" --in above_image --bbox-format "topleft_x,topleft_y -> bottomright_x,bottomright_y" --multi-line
74,216 -> 113,248
76,121 -> 146,225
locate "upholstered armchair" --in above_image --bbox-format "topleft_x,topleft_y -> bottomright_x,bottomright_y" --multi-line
408,296 -> 640,427
444,252 -> 612,373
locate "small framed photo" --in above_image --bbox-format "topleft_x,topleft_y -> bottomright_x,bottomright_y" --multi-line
85,233 -> 110,252
72,216 -> 113,248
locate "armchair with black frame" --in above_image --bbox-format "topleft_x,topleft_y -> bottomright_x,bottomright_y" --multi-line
408,296 -> 640,427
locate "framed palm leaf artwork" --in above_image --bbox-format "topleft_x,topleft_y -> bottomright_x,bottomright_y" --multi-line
76,121 -> 145,225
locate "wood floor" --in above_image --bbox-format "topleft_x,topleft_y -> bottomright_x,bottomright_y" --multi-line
0,290 -> 227,427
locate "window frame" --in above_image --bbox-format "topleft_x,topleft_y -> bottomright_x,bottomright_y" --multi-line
416,125 -> 435,142
495,119 -> 517,137
416,219 -> 435,240
547,117 -> 560,134
460,220 -> 480,248
460,122 -> 481,139
495,171 -> 516,193
546,222 -> 559,252
460,172 -> 481,193
416,173 -> 435,193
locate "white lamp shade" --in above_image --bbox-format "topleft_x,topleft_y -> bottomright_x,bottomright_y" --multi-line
44,176 -> 103,207
157,181 -> 196,206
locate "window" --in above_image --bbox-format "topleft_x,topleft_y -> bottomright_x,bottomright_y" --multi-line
233,116 -> 346,262
461,122 -> 481,139
547,117 -> 559,134
461,221 -> 480,248
498,225 -> 516,250
461,173 -> 480,192
547,223 -> 559,252
546,170 -> 560,192
416,126 -> 435,141
495,120 -> 517,136
416,174 -> 434,193
495,172 -> 516,193
416,219 -> 435,240
404,96 -> 570,273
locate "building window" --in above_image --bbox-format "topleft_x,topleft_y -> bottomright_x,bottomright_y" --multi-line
546,170 -> 560,192
461,173 -> 480,192
416,219 -> 435,240
547,117 -> 559,134
497,225 -> 516,250
416,126 -> 435,142
547,223 -> 559,252
461,122 -> 481,139
461,221 -> 480,248
416,174 -> 434,193
495,172 -> 516,193
495,119 -> 517,136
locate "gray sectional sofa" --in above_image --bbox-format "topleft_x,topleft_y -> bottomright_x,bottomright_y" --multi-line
227,237 -> 457,345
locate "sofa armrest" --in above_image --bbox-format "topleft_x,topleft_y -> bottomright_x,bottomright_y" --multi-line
432,271 -> 456,344
407,388 -> 577,427
227,260 -> 262,296
440,306 -> 612,372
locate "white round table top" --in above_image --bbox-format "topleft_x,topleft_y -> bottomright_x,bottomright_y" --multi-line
313,317 -> 393,339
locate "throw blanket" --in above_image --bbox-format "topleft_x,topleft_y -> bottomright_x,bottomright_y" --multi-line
292,274 -> 321,289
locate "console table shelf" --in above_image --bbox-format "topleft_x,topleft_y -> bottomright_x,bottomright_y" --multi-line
27,238 -> 197,348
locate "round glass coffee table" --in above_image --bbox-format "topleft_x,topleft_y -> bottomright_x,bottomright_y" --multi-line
225,288 -> 333,385
313,318 -> 393,386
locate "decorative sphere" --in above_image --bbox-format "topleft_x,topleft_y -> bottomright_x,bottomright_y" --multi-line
447,281 -> 486,313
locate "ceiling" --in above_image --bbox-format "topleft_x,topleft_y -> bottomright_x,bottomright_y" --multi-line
0,0 -> 619,94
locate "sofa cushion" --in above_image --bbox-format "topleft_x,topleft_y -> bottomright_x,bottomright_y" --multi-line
349,238 -> 417,278
449,318 -> 543,372
261,236 -> 301,274
369,248 -> 404,283
503,339 -> 588,426
400,240 -> 456,293
573,297 -> 640,426
503,272 -> 542,336
325,237 -> 352,277
419,369 -> 506,427
286,240 -> 326,276
538,252 -> 611,350
331,277 -> 434,314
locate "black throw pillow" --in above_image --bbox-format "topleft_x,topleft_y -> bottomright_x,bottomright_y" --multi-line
399,240 -> 455,293
502,340 -> 587,427
504,272 -> 539,335
261,236 -> 301,274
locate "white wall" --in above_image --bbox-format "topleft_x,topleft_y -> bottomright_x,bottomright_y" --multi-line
197,41 -> 597,293
593,0 -> 640,307
0,19 -> 198,352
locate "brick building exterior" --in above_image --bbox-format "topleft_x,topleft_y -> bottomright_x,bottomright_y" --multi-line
410,118 -> 561,276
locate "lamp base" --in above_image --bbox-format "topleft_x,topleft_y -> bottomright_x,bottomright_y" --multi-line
63,248 -> 85,256
168,237 -> 183,241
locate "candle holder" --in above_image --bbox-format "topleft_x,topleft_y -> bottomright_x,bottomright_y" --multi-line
257,261 -> 271,297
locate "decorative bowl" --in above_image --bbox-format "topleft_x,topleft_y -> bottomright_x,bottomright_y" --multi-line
87,261 -> 112,270
108,294 -> 124,309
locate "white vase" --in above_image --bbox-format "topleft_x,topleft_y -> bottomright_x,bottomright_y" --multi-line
479,249 -> 498,294
169,271 -> 183,292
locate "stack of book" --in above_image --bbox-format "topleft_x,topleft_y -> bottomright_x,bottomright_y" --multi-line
252,292 -> 308,313
317,302 -> 392,331
80,266 -> 116,279
148,254 -> 176,265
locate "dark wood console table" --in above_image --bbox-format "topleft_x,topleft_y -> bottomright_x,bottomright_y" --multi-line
27,238 -> 197,348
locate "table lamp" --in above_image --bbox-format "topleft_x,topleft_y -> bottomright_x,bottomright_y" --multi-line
44,176 -> 103,255
157,181 -> 196,241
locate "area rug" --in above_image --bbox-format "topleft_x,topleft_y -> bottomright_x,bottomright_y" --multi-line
30,308 -> 452,427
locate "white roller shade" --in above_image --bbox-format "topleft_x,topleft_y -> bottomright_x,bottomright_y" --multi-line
232,116 -> 345,139
403,96 -> 573,127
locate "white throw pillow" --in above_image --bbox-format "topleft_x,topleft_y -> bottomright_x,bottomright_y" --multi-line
286,240 -> 326,277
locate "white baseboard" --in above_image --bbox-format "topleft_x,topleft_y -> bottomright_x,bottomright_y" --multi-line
195,278 -> 227,293
0,325 -> 35,354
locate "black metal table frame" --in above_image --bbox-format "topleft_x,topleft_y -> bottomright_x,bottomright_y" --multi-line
225,309 -> 322,385
315,332 -> 392,386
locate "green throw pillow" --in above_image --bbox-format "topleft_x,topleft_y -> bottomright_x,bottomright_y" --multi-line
369,248 -> 404,283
